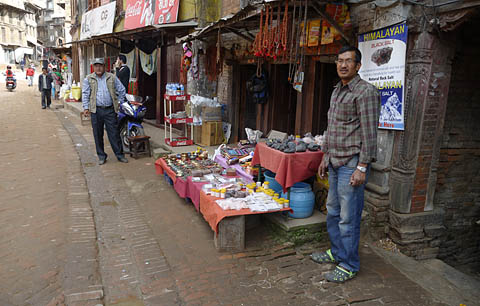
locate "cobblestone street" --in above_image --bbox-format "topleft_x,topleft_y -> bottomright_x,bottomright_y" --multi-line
0,80 -> 453,305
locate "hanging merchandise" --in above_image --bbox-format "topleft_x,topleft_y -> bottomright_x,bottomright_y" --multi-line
321,4 -> 351,45
253,1 -> 290,61
307,19 -> 321,47
294,0 -> 308,91
180,42 -> 193,84
139,49 -> 157,75
246,70 -> 269,105
206,43 -> 223,81
189,41 -> 200,80
124,49 -> 136,78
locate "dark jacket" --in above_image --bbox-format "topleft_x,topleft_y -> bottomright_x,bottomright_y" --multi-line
116,65 -> 130,92
38,73 -> 53,91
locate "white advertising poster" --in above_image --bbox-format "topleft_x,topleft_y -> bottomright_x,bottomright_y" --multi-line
80,1 -> 116,40
358,23 -> 408,130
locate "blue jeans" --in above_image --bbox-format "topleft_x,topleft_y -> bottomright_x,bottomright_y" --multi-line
326,155 -> 368,272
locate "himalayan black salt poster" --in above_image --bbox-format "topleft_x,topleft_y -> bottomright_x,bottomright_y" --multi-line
358,23 -> 407,130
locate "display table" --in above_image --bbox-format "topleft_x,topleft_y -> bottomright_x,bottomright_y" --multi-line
155,156 -> 294,251
213,155 -> 254,183
155,158 -> 207,211
251,142 -> 324,192
155,158 -> 177,182
199,191 -> 291,234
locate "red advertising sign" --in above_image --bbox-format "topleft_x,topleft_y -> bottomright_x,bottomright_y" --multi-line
154,0 -> 179,25
124,0 -> 156,30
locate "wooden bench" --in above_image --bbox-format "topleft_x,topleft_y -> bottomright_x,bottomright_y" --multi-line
127,136 -> 151,159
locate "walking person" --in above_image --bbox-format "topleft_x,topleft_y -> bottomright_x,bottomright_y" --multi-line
82,58 -> 128,165
115,54 -> 130,92
20,58 -> 25,72
52,68 -> 62,100
38,67 -> 53,109
26,65 -> 35,86
311,46 -> 380,283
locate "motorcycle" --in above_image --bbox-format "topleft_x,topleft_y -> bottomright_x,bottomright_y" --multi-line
118,94 -> 152,152
4,73 -> 16,91
6,77 -> 16,91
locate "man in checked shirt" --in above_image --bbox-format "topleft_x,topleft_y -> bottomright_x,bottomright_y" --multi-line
311,46 -> 380,283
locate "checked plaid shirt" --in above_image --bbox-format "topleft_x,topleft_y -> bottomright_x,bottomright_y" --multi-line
323,74 -> 381,168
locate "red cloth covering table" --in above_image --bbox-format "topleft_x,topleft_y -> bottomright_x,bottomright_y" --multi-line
155,158 -> 177,183
251,142 -> 324,192
155,158 -> 206,211
199,191 -> 292,234
155,157 -> 292,233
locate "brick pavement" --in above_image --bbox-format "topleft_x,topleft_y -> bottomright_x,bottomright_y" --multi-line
0,81 -> 74,305
61,94 -> 450,306
57,109 -> 179,305
91,123 -> 448,305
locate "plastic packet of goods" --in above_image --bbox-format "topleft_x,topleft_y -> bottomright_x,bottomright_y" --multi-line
245,128 -> 263,144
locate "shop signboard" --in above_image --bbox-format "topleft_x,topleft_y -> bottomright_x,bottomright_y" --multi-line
80,1 -> 116,40
154,0 -> 179,25
124,0 -> 155,30
358,23 -> 408,130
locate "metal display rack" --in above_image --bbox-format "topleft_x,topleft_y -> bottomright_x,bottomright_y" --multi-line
163,94 -> 194,147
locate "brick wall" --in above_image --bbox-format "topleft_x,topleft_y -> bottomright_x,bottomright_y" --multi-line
434,17 -> 480,271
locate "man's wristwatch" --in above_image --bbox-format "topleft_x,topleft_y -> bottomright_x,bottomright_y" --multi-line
356,165 -> 367,173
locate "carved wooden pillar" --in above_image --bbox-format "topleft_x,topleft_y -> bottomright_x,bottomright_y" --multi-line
390,31 -> 454,214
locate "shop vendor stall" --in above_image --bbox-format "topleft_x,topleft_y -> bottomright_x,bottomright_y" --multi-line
155,152 -> 292,251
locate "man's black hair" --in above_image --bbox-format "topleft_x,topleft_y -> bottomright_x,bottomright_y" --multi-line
118,54 -> 127,64
53,68 -> 57,71
338,45 -> 362,63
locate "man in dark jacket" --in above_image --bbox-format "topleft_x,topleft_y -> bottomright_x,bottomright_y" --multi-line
115,54 -> 130,92
38,67 -> 53,109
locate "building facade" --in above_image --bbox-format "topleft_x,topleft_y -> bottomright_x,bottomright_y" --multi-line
184,0 -> 480,273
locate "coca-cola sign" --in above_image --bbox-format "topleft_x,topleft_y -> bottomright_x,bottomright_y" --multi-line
154,0 -> 179,25
124,0 -> 155,30
124,0 -> 179,30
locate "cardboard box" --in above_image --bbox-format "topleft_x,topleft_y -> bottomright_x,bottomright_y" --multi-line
267,130 -> 288,141
199,121 -> 224,146
193,125 -> 202,144
202,106 -> 222,122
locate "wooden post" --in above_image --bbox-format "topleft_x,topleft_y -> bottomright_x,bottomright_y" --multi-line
156,46 -> 162,125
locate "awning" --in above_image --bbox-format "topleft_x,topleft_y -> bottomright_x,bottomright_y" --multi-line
14,47 -> 34,62
176,0 -> 353,45
64,20 -> 199,46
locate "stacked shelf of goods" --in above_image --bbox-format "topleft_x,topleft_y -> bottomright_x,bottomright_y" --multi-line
164,94 -> 194,147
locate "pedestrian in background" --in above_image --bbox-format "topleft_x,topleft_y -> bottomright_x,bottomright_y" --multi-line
52,68 -> 62,100
82,58 -> 128,165
38,67 -> 53,109
20,58 -> 25,72
312,46 -> 380,283
26,65 -> 35,86
115,54 -> 130,93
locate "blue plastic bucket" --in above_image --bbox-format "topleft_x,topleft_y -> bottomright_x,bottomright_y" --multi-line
282,182 -> 315,219
164,173 -> 173,186
264,170 -> 283,194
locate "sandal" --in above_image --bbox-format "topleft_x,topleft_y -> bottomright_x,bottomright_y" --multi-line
325,265 -> 357,283
310,249 -> 336,264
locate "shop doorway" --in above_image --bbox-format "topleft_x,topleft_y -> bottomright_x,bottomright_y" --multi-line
237,64 -> 258,139
262,63 -> 297,135
138,68 -> 157,120
312,62 -> 337,136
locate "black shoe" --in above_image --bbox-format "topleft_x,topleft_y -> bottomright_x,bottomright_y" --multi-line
42,106 -> 46,109
98,159 -> 107,165
117,157 -> 128,163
